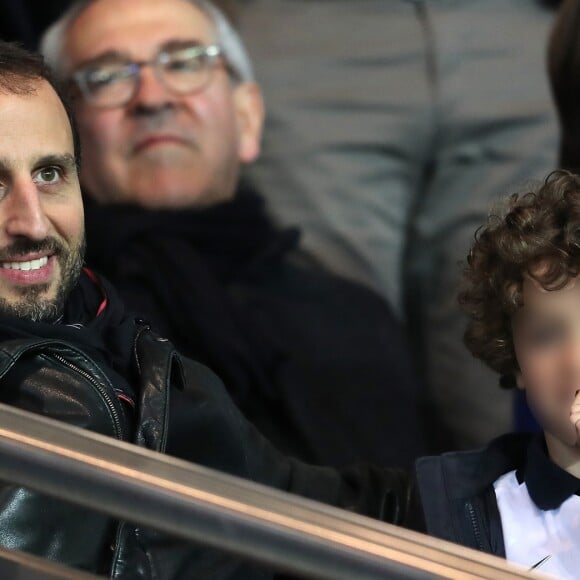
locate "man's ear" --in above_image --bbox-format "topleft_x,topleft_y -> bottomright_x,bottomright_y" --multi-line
515,373 -> 525,390
233,82 -> 264,164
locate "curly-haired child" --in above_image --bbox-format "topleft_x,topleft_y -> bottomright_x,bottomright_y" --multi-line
416,170 -> 580,576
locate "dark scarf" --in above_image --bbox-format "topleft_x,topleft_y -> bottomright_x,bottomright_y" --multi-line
0,269 -> 138,392
84,187 -> 299,406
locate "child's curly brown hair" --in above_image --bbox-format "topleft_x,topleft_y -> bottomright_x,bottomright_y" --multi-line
459,170 -> 580,388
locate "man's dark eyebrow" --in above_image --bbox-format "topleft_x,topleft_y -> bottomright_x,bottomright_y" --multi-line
34,154 -> 77,173
0,154 -> 77,182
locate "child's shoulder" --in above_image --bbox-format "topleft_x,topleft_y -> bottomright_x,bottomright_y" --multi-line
416,432 -> 532,499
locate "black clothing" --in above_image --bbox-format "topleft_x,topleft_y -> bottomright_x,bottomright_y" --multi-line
415,432 -> 580,558
84,189 -> 425,468
0,270 -> 420,578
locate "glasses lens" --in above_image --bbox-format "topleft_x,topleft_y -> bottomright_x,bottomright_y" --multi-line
77,63 -> 137,107
158,45 -> 215,94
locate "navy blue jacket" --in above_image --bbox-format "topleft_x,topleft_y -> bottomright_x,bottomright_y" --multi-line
415,433 -> 532,556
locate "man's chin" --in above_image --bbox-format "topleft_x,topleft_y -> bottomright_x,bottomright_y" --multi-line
0,286 -> 63,323
0,301 -> 63,323
126,166 -> 213,209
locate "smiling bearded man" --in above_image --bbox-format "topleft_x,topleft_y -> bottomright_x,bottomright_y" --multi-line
0,70 -> 85,322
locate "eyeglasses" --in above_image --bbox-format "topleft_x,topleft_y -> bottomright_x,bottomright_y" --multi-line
72,44 -> 229,109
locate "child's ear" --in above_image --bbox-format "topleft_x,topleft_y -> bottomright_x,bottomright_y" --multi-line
515,373 -> 525,390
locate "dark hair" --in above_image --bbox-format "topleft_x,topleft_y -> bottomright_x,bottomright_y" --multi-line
549,0 -> 580,170
459,170 -> 580,387
0,40 -> 81,167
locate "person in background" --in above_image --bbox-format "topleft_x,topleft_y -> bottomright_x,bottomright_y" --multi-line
40,0 -> 427,467
231,0 -> 560,449
549,0 -> 580,173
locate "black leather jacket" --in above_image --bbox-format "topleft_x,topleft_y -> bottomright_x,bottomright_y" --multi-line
0,320 -> 419,578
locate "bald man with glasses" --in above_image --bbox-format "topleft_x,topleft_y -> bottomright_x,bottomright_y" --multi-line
41,0 -> 428,468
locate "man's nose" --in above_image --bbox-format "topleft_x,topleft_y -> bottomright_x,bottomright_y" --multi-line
129,64 -> 177,112
4,182 -> 50,241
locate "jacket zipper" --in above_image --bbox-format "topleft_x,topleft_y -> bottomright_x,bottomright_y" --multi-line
50,353 -> 124,440
465,501 -> 485,552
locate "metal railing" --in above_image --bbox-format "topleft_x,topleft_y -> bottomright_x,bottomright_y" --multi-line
0,403 -> 543,579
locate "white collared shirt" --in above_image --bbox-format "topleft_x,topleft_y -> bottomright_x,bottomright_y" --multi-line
494,470 -> 580,578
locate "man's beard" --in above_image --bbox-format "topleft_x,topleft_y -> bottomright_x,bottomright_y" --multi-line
0,236 -> 86,323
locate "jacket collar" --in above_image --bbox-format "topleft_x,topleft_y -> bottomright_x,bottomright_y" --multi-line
517,433 -> 580,510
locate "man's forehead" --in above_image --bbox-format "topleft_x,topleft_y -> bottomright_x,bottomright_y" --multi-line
0,82 -> 74,160
66,0 -> 216,67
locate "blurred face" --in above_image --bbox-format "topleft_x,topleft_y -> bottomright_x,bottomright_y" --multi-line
65,0 -> 263,208
0,81 -> 85,321
512,272 -> 580,465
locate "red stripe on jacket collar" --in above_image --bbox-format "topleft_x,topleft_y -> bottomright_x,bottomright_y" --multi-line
83,267 -> 108,318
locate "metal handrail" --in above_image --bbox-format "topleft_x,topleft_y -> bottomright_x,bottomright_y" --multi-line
0,403 -> 542,579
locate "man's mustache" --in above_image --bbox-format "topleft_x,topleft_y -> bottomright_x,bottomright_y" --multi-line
0,238 -> 65,262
